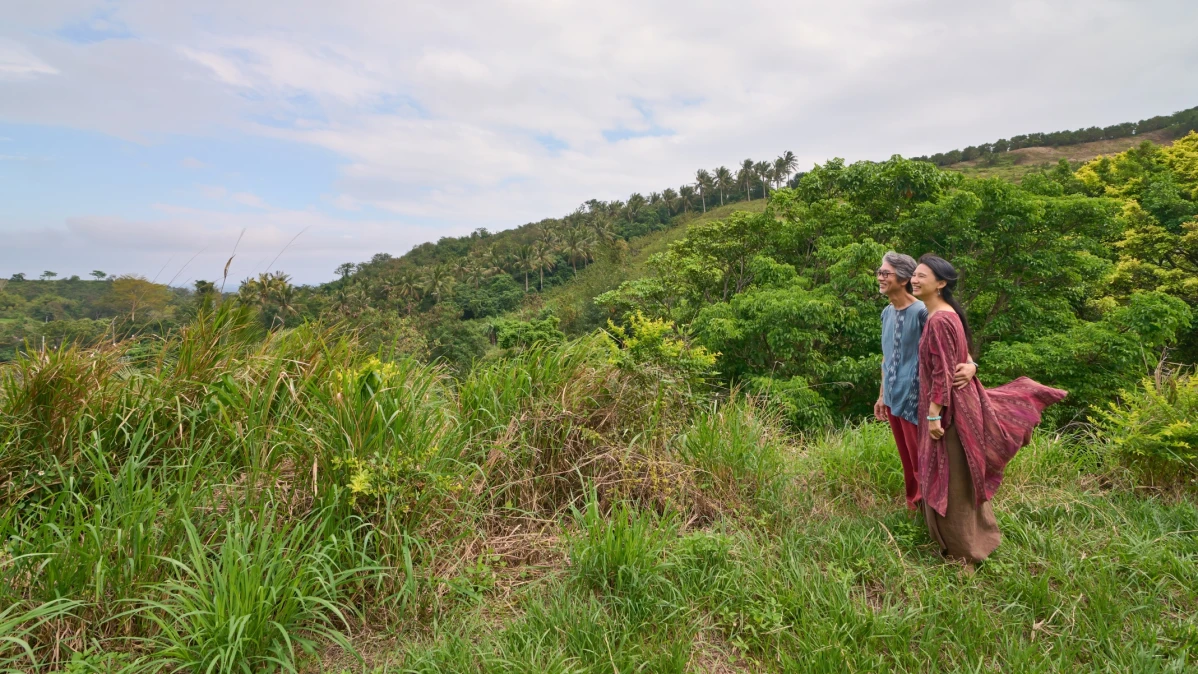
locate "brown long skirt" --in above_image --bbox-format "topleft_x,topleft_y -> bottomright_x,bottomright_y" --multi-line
921,425 -> 1001,562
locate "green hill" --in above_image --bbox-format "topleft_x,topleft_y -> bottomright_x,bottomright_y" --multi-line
530,200 -> 769,334
945,127 -> 1180,182
3,114 -> 1198,671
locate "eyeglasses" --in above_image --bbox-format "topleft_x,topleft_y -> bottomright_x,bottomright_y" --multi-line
875,269 -> 896,279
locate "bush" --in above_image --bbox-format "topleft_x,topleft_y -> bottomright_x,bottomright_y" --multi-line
1092,371 -> 1198,481
492,315 -> 565,349
604,311 -> 716,394
744,374 -> 834,431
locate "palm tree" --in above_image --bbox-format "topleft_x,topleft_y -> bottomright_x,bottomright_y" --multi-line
714,166 -> 733,206
332,286 -> 364,318
626,192 -> 646,223
271,280 -> 298,328
481,245 -> 506,277
606,200 -> 625,222
395,269 -> 421,314
738,159 -> 755,201
532,240 -> 556,291
512,245 -> 536,291
648,192 -> 662,206
754,161 -> 772,198
678,185 -> 696,214
589,217 -> 617,247
661,188 -> 679,214
451,257 -> 471,280
773,155 -> 790,189
463,262 -> 486,289
422,264 -> 454,303
695,169 -> 712,213
779,151 -> 797,186
558,226 -> 593,276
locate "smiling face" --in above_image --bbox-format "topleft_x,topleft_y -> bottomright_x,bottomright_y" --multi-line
876,261 -> 905,296
910,263 -> 946,301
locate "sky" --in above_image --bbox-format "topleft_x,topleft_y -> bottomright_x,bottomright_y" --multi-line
1,1 -> 1196,286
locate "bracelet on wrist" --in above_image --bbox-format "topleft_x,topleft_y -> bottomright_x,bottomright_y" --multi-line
927,415 -> 942,421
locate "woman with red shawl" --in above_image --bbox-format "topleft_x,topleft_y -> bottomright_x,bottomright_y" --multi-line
910,255 -> 1067,563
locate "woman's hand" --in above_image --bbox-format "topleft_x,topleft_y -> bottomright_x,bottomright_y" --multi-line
928,418 -> 944,440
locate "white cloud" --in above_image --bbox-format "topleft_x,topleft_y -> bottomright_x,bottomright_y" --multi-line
0,39 -> 59,80
231,192 -> 269,209
1,0 -> 1197,282
180,156 -> 207,168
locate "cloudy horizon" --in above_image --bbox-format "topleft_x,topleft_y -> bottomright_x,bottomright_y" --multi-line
2,0 -> 1196,285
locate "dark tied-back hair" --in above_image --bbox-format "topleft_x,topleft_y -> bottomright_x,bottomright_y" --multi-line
918,254 -> 974,355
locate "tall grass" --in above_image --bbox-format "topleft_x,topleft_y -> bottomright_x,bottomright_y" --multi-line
4,305 -> 1196,671
130,506 -> 381,673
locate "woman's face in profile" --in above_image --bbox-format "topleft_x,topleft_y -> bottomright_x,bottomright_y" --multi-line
910,264 -> 943,300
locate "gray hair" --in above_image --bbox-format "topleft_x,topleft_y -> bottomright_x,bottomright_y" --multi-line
882,251 -> 917,280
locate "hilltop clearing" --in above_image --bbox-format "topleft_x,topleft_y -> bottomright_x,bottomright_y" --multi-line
947,127 -> 1180,181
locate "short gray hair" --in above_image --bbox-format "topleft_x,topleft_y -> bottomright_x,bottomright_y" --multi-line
882,251 -> 917,280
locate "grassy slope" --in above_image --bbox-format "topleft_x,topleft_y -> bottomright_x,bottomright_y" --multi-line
7,313 -> 1191,672
338,425 -> 1197,672
7,142 -> 1198,672
946,128 -> 1178,182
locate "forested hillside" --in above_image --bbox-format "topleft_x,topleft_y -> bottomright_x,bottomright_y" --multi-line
3,113 -> 1198,671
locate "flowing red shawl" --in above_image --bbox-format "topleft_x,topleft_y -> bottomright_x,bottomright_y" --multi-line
917,311 -> 1068,517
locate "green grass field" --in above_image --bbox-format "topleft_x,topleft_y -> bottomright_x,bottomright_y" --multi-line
338,427 -> 1196,672
1,306 -> 1193,672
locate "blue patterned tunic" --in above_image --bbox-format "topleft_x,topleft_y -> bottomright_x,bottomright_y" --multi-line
881,300 -> 927,425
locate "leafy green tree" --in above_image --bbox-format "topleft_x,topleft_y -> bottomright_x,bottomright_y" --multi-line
107,275 -> 172,322
9,273 -> 25,282
90,270 -> 107,280
40,271 -> 57,281
455,275 -> 524,320
335,262 -> 356,280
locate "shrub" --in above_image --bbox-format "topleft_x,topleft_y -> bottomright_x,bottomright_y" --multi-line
743,374 -> 834,431
604,311 -> 716,392
1092,371 -> 1198,481
492,315 -> 565,349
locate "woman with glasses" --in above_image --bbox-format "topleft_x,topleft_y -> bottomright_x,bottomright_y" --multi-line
910,254 -> 1066,564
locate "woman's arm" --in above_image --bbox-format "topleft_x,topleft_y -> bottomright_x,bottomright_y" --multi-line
928,401 -> 945,439
926,314 -> 959,439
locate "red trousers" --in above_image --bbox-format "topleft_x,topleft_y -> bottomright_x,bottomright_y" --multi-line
886,408 -> 921,510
